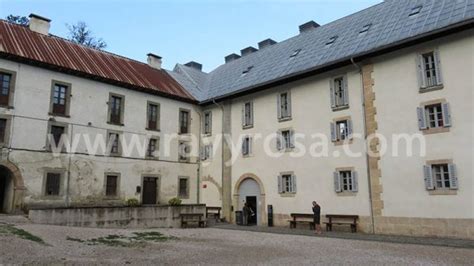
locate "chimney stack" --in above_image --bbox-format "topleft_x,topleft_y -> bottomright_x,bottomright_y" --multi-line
299,20 -> 320,33
184,61 -> 203,71
147,53 -> 162,70
225,53 -> 241,63
258,38 -> 277,49
28,13 -> 51,35
240,46 -> 258,57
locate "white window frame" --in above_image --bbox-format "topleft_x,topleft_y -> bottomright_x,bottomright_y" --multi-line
201,144 -> 213,161
330,118 -> 353,143
203,111 -> 212,135
276,129 -> 295,151
334,169 -> 358,193
278,172 -> 296,194
178,141 -> 191,162
417,49 -> 443,90
277,91 -> 292,121
424,161 -> 458,191
242,101 -> 254,128
242,136 -> 252,157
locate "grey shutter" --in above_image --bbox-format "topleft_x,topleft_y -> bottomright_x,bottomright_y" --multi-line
157,104 -> 161,130
200,146 -> 205,160
208,112 -> 212,134
347,120 -> 353,139
250,102 -> 254,126
287,91 -> 292,118
277,175 -> 282,193
292,174 -> 297,193
242,137 -> 247,156
248,137 -> 253,155
417,107 -> 427,130
442,103 -> 451,127
351,171 -> 358,192
417,54 -> 427,88
330,122 -> 337,142
289,130 -> 295,148
276,132 -> 282,150
334,171 -> 341,192
277,94 -> 282,119
241,104 -> 245,127
423,165 -> 434,190
343,76 -> 349,106
330,80 -> 336,108
434,49 -> 443,85
208,144 -> 213,159
448,164 -> 458,190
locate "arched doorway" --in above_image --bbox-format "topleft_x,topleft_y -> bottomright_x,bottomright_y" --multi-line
233,174 -> 266,226
0,166 -> 14,213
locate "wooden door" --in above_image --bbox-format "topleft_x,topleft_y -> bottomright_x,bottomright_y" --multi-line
142,177 -> 158,205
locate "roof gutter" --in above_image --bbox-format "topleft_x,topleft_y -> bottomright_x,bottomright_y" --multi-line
200,18 -> 474,105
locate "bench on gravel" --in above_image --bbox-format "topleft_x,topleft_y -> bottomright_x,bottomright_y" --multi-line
288,213 -> 315,230
206,207 -> 221,222
324,214 -> 359,233
180,213 -> 206,228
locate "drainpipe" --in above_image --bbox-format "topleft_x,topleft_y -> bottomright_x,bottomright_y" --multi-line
351,57 -> 375,234
212,99 -> 226,216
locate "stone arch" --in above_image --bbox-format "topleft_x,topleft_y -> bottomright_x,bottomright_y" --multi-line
0,161 -> 25,214
233,173 -> 267,226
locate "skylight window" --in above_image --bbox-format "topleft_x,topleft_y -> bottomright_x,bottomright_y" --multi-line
241,66 -> 254,76
326,36 -> 338,46
290,49 -> 301,58
409,5 -> 423,16
359,23 -> 372,34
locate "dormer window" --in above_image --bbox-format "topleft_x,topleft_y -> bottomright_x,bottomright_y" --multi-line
241,66 -> 254,76
290,49 -> 301,58
326,36 -> 338,46
409,5 -> 423,16
359,24 -> 372,34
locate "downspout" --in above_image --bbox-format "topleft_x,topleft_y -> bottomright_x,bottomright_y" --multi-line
196,109 -> 202,204
351,57 -> 375,234
212,99 -> 226,215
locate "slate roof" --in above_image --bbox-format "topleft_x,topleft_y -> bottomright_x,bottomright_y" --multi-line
0,20 -> 196,102
172,0 -> 474,103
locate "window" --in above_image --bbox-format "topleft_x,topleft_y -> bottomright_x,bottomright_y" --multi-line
359,23 -> 372,34
179,109 -> 190,134
0,72 -> 12,106
45,172 -> 61,196
330,76 -> 348,109
201,144 -> 212,161
108,94 -> 124,125
277,92 -> 291,121
424,163 -> 458,190
105,174 -> 119,197
418,51 -> 442,89
277,129 -> 294,151
179,141 -> 191,162
334,170 -> 358,193
147,138 -> 158,158
178,177 -> 189,198
242,66 -> 254,76
203,111 -> 212,135
331,119 -> 353,142
108,132 -> 121,155
242,101 -> 254,128
242,136 -> 252,157
417,102 -> 451,131
147,103 -> 160,130
0,118 -> 7,144
409,5 -> 423,16
48,124 -> 67,151
50,82 -> 70,116
326,36 -> 338,46
278,173 -> 296,194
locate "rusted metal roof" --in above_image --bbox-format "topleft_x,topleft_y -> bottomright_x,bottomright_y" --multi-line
0,20 -> 196,102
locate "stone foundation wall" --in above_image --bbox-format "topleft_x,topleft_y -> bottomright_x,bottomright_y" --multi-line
29,204 -> 206,228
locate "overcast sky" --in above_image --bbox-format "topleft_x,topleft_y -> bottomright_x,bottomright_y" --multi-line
1,0 -> 382,72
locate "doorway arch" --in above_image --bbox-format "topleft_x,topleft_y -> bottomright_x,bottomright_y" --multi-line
0,161 -> 25,214
233,173 -> 266,226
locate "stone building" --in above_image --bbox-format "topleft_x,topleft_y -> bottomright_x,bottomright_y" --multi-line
0,0 -> 473,239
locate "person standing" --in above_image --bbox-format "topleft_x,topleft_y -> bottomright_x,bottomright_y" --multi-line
242,202 -> 250,226
312,201 -> 322,234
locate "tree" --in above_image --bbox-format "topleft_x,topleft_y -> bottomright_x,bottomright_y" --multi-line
66,21 -> 107,50
6,15 -> 29,26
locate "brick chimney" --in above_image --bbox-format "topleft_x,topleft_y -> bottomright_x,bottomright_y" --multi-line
240,46 -> 258,57
225,53 -> 241,63
258,38 -> 277,49
28,13 -> 51,35
299,20 -> 320,33
147,53 -> 162,70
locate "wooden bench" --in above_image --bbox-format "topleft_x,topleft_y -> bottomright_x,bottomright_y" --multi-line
206,206 -> 221,222
324,214 -> 359,233
180,213 -> 206,228
288,213 -> 315,230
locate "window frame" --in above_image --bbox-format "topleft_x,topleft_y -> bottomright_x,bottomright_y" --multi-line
242,101 -> 254,129
146,136 -> 159,159
277,91 -> 292,122
417,49 -> 443,92
201,144 -> 213,161
0,114 -> 12,148
146,101 -> 160,131
424,159 -> 458,195
334,167 -> 358,195
42,169 -> 65,197
107,93 -> 125,126
0,68 -> 16,109
178,141 -> 191,162
278,171 -> 296,196
104,172 -> 121,198
49,80 -> 72,117
242,135 -> 252,157
330,116 -> 353,145
177,176 -> 190,199
203,110 -> 212,135
179,108 -> 191,135
417,99 -> 451,135
107,130 -> 122,156
330,75 -> 349,111
46,121 -> 69,152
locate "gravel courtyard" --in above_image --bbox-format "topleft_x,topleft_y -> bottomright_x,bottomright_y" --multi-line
0,222 -> 473,265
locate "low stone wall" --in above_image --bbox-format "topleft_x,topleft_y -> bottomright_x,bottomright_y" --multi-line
28,204 -> 206,228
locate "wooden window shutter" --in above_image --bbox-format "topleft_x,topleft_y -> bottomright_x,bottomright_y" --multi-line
343,76 -> 349,106
276,132 -> 282,151
334,171 -> 342,192
277,175 -> 282,193
277,94 -> 282,119
417,107 -> 427,130
287,91 -> 292,118
441,103 -> 451,127
423,165 -> 434,190
250,102 -> 254,126
330,80 -> 336,108
448,164 -> 458,190
291,174 -> 297,193
433,49 -> 443,85
208,111 -> 213,134
351,171 -> 358,192
248,137 -> 253,155
289,130 -> 295,148
417,54 -> 427,88
241,104 -> 245,126
200,146 -> 205,160
347,120 -> 353,139
330,122 -> 337,142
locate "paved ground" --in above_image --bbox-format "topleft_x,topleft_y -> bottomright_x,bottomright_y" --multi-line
0,219 -> 473,265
